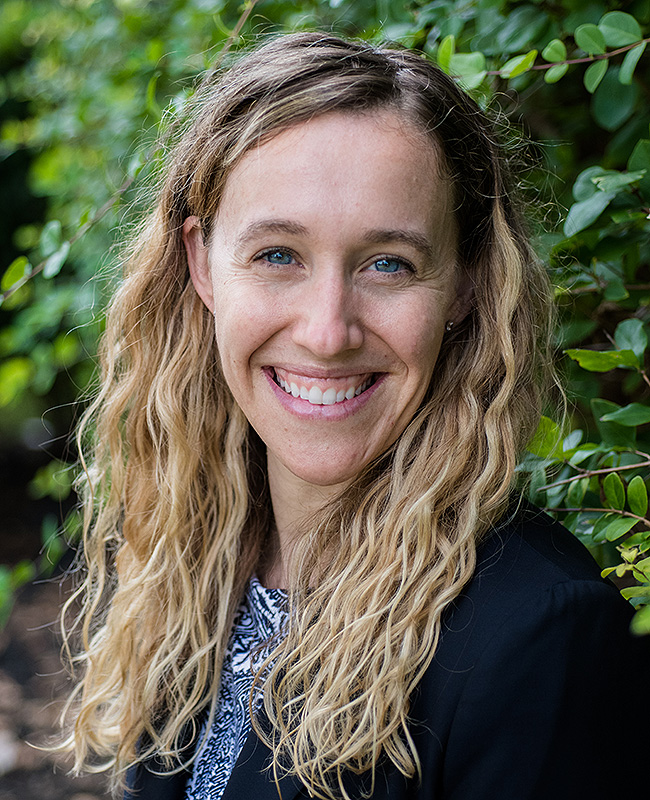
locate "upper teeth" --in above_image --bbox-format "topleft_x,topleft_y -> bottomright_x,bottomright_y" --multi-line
276,375 -> 372,405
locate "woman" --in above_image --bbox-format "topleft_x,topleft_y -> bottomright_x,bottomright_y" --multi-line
62,33 -> 647,800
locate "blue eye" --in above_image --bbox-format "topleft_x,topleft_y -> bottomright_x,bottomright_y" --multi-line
369,257 -> 409,274
261,249 -> 294,265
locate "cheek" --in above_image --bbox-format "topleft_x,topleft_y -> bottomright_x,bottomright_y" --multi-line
385,305 -> 446,379
212,288 -> 284,375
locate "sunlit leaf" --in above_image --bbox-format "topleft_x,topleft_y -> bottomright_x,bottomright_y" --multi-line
501,50 -> 538,79
527,415 -> 563,459
437,34 -> 455,73
564,349 -> 638,371
1,256 -> 31,292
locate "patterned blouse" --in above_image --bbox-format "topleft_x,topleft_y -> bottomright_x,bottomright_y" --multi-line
184,576 -> 288,800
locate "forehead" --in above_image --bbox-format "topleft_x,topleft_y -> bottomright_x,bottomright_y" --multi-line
215,110 -> 454,246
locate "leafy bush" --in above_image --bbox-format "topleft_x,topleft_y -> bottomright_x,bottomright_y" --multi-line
1,0 -> 649,632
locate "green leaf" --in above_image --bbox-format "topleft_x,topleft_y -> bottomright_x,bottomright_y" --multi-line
501,50 -> 538,79
619,42 -> 646,85
575,24 -> 607,55
603,278 -> 629,302
542,38 -> 566,62
567,476 -> 589,507
1,256 -> 31,292
627,139 -> 650,199
593,513 -> 617,541
598,11 -> 643,47
592,398 -> 637,449
592,68 -> 638,131
630,604 -> 650,636
601,403 -> 650,426
568,444 -> 602,466
0,566 -> 14,627
448,51 -> 486,90
437,34 -> 455,73
565,349 -> 638,371
10,560 -> 36,591
563,191 -> 615,236
604,472 -> 625,509
628,475 -> 648,517
615,318 -> 647,361
584,59 -> 608,93
544,64 -> 568,83
621,586 -> 650,600
0,357 -> 34,407
604,515 -> 638,541
527,415 -> 563,459
572,166 -> 609,201
40,219 -> 62,257
591,169 -> 646,192
43,241 -> 70,279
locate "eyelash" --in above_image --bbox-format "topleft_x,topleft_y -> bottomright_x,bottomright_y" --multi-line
254,248 -> 299,267
252,248 -> 415,275
368,256 -> 414,274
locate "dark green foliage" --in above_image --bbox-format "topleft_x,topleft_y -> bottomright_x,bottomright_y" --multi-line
1,0 -> 650,632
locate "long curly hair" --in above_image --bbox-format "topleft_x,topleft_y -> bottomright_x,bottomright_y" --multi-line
60,32 -> 556,799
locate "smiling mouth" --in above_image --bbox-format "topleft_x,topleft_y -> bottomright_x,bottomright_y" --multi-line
271,368 -> 377,406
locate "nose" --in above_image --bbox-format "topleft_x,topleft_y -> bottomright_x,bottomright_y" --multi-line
291,270 -> 364,358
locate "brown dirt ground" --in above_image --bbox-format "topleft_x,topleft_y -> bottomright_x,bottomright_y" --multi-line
0,576 -> 111,800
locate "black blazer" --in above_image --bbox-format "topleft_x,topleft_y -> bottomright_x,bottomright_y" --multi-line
125,504 -> 649,799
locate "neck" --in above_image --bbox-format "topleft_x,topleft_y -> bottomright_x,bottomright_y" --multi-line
259,452 -> 347,589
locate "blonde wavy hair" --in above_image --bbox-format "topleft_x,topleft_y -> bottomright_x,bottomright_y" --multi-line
60,32 -> 556,799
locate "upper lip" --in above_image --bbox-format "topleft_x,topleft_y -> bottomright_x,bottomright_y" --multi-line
266,365 -> 382,380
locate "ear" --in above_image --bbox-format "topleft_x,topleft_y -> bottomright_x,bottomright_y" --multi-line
183,216 -> 214,312
450,270 -> 474,325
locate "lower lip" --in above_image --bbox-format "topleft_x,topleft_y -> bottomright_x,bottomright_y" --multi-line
263,369 -> 385,420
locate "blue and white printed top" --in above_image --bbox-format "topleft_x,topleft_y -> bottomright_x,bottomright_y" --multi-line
184,576 -> 288,800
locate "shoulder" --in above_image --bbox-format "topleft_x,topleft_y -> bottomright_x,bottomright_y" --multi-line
441,499 -> 629,654
408,499 -> 649,798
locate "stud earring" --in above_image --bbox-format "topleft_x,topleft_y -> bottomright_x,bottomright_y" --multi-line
445,321 -> 454,332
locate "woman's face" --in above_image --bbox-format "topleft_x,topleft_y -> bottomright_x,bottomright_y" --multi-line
185,110 -> 470,490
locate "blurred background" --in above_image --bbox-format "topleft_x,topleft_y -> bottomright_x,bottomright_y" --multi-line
1,1 -> 649,797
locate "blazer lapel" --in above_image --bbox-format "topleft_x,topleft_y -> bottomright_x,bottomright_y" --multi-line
221,723 -> 306,800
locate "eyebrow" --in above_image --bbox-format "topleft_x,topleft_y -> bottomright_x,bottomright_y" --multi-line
233,218 -> 433,261
234,219 -> 309,250
361,229 -> 433,261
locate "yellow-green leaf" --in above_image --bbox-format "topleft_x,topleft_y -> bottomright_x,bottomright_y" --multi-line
437,34 -> 455,73
565,348 -> 638,371
501,49 -> 538,79
1,256 -> 31,292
